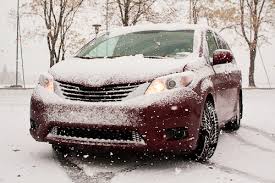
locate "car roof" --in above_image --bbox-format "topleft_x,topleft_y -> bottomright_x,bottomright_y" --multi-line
101,23 -> 213,38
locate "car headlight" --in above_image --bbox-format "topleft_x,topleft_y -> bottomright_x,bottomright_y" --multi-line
145,71 -> 194,95
38,73 -> 54,92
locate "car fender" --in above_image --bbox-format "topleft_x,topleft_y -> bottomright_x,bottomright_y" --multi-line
195,77 -> 216,126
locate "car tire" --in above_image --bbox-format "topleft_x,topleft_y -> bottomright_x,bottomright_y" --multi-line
192,100 -> 219,162
224,97 -> 242,132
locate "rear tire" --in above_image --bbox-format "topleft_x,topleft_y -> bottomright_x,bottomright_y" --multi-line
224,97 -> 242,132
224,117 -> 240,132
192,100 -> 219,162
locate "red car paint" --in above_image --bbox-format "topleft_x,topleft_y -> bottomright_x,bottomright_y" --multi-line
30,25 -> 242,154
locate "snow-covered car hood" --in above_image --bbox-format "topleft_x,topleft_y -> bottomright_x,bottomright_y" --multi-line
49,55 -> 193,87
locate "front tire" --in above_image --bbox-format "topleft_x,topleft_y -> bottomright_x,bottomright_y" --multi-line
193,100 -> 219,162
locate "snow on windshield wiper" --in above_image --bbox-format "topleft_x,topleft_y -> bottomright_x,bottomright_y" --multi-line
75,56 -> 99,59
143,56 -> 166,59
77,55 -> 167,60
76,56 -> 120,59
175,52 -> 191,57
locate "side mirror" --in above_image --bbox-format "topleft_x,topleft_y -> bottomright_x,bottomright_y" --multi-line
213,49 -> 233,65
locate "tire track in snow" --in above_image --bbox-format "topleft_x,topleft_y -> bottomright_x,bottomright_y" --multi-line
55,149 -> 275,183
54,151 -> 148,183
228,125 -> 275,153
231,134 -> 275,153
242,125 -> 275,143
208,162 -> 275,183
54,152 -> 103,183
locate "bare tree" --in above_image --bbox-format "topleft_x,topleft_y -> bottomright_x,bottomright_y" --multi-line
188,0 -> 239,28
26,0 -> 84,67
189,0 -> 200,24
143,0 -> 180,24
239,0 -> 269,87
111,0 -> 157,26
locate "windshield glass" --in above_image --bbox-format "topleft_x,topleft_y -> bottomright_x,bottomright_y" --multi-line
77,30 -> 194,58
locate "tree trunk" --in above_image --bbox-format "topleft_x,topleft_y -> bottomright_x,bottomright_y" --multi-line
123,21 -> 129,26
248,46 -> 257,87
192,6 -> 198,24
61,50 -> 65,61
50,52 -> 55,68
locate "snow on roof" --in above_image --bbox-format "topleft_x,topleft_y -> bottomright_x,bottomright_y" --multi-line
101,23 -> 212,38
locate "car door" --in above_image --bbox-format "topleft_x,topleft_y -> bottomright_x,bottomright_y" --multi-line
215,33 -> 240,120
206,31 -> 232,123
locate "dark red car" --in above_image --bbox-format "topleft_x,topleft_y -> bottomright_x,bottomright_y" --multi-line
30,24 -> 242,162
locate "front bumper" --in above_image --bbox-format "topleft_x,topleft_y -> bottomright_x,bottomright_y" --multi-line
30,86 -> 202,153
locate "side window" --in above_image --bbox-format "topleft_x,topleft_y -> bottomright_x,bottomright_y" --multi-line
223,42 -> 231,50
215,33 -> 230,50
214,33 -> 223,49
206,31 -> 218,58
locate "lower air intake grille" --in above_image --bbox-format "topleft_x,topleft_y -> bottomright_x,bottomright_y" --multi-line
49,126 -> 145,145
57,81 -> 142,102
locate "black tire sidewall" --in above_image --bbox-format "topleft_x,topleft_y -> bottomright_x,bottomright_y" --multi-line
193,101 -> 219,162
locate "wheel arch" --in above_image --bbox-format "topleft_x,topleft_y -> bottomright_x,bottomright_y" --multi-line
195,77 -> 217,128
205,93 -> 215,107
198,77 -> 216,107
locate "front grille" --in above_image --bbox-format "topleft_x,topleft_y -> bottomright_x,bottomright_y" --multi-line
49,126 -> 145,145
57,81 -> 142,102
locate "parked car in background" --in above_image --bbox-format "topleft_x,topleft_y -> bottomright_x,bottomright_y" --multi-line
30,24 -> 242,162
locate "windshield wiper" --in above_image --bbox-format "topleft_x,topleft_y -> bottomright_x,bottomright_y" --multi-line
77,55 -> 168,60
143,56 -> 166,59
76,56 -> 122,59
75,56 -> 98,59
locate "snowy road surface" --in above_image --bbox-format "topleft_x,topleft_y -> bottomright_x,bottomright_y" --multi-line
0,89 -> 275,183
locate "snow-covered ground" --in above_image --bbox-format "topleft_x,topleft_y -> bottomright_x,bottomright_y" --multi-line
0,89 -> 275,183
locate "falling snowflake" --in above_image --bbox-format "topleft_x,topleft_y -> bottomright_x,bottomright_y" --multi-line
171,106 -> 178,111
83,155 -> 89,159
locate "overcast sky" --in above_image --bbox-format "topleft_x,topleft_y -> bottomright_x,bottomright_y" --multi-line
0,0 -> 49,84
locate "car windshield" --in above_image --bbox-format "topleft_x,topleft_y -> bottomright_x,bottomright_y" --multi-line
77,30 -> 194,59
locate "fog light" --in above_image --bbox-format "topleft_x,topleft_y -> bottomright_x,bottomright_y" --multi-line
30,119 -> 38,130
165,128 -> 188,140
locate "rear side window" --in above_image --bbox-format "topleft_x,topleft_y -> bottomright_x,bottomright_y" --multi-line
206,31 -> 218,58
215,33 -> 230,50
223,41 -> 231,50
